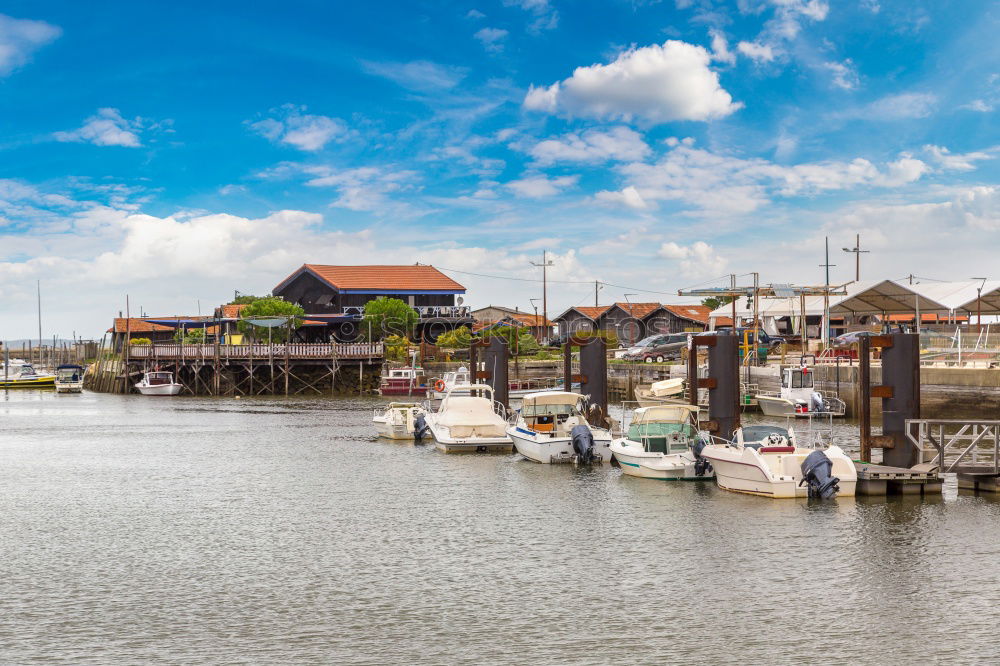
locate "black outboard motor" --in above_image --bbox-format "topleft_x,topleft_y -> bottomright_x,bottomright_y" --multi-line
800,449 -> 840,499
690,435 -> 713,477
570,425 -> 596,464
413,414 -> 430,443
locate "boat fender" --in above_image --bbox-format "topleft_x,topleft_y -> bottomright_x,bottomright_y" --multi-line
413,414 -> 430,442
570,424 -> 595,464
434,379 -> 446,392
799,449 -> 840,499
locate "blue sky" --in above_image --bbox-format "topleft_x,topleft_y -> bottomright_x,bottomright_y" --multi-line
1,0 -> 999,338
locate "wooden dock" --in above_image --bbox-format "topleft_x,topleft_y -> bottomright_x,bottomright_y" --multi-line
88,342 -> 385,396
853,462 -> 942,496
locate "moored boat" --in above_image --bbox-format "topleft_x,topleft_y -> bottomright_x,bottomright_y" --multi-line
425,384 -> 512,453
0,363 -> 56,389
755,365 -> 846,417
378,366 -> 427,396
373,402 -> 428,440
55,364 -> 85,393
428,366 -> 471,403
699,425 -> 857,499
135,371 -> 183,396
507,391 -> 613,464
611,405 -> 713,480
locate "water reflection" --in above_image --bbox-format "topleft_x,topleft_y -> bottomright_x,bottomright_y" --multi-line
1,390 -> 999,663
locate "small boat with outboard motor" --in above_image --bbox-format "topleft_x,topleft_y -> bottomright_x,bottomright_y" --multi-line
699,424 -> 857,498
55,364 -> 85,393
610,405 -> 714,480
755,364 -> 846,417
425,384 -> 512,453
0,362 -> 56,388
378,366 -> 427,397
506,391 -> 613,464
372,402 -> 429,441
135,370 -> 183,396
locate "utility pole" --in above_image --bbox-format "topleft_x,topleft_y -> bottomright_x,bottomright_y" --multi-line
594,280 -> 601,307
973,277 -> 988,333
37,280 -> 42,350
531,251 -> 554,341
730,274 -> 737,329
842,234 -> 868,283
820,237 -> 836,347
530,298 -> 541,342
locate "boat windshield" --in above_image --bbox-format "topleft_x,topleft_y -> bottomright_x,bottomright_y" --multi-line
147,372 -> 173,385
628,422 -> 696,453
740,425 -> 789,442
57,369 -> 81,380
522,402 -> 580,418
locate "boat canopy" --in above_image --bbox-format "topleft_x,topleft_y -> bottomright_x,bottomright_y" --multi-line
57,364 -> 85,370
520,391 -> 582,406
633,405 -> 699,423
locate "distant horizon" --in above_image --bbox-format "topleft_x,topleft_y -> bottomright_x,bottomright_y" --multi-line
2,1 -> 999,338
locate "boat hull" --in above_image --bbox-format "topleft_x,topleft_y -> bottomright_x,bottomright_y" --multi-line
373,420 -> 415,440
0,376 -> 56,388
611,443 -> 709,480
701,445 -> 857,498
756,395 -> 796,416
55,382 -> 84,393
135,383 -> 182,396
508,427 -> 613,464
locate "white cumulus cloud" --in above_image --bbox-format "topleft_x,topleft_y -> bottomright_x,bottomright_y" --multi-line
527,127 -> 651,165
657,240 -> 728,278
523,40 -> 742,124
249,105 -> 349,151
474,27 -> 509,53
505,174 -> 579,198
0,13 -> 61,76
53,108 -> 143,147
737,41 -> 776,63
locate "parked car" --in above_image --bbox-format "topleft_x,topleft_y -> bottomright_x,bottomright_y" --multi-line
622,333 -> 689,363
832,331 -> 874,347
706,328 -> 786,348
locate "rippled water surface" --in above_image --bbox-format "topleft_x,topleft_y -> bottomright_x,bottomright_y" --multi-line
3,391 -> 1000,664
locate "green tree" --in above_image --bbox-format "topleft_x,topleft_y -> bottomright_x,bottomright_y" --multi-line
702,295 -> 735,311
436,326 -> 473,349
384,334 -> 413,362
482,325 -> 541,357
361,298 -> 419,340
173,328 -> 206,344
236,297 -> 305,343
229,293 -> 266,305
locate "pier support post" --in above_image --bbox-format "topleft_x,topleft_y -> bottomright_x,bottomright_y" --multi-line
577,336 -> 608,420
482,335 -> 509,409
707,331 -> 740,442
881,333 -> 921,468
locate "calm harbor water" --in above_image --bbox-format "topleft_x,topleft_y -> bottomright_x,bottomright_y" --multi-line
3,390 -> 1000,664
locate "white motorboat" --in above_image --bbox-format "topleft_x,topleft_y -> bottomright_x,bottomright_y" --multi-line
0,362 -> 56,388
507,391 -> 613,464
55,364 -> 85,393
634,378 -> 689,408
755,365 -> 846,417
428,366 -> 472,402
699,425 -> 857,499
372,402 -> 428,440
425,384 -> 512,453
135,371 -> 183,396
611,405 -> 713,480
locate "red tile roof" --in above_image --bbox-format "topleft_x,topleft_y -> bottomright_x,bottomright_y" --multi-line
111,318 -> 177,333
663,304 -> 714,325
278,264 -> 465,292
219,303 -> 248,319
886,313 -> 968,322
611,302 -> 662,318
573,306 -> 610,320
507,312 -> 553,327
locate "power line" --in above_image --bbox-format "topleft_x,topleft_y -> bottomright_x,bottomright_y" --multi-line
434,265 -> 684,297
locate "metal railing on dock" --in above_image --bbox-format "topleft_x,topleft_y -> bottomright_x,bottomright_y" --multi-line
127,342 -> 384,361
906,419 -> 1000,474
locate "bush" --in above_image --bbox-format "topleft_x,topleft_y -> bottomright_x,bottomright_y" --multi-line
236,297 -> 305,343
384,335 -> 412,362
436,326 -> 472,349
174,328 -> 206,344
129,337 -> 152,345
362,298 -> 419,341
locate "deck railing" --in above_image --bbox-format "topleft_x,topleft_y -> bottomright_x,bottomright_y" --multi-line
127,342 -> 384,360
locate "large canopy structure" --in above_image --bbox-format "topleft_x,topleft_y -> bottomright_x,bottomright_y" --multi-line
909,280 -> 1000,315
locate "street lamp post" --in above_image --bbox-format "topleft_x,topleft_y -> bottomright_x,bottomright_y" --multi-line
972,277 -> 988,333
624,293 -> 638,346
